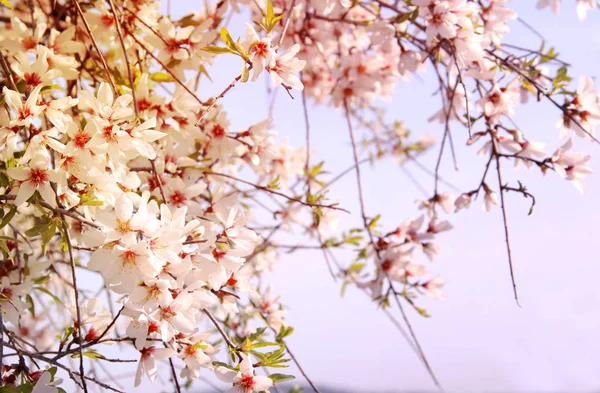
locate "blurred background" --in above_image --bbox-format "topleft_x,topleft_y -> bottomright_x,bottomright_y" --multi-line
117,2 -> 600,392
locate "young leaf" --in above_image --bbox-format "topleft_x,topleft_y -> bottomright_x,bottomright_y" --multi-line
0,206 -> 17,229
149,72 -> 176,83
201,46 -> 235,55
0,0 -> 14,9
241,63 -> 250,83
268,373 -> 295,383
220,28 -> 236,50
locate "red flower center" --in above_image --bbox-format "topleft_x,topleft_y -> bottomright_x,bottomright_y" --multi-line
24,72 -> 42,87
28,168 -> 48,186
73,130 -> 92,149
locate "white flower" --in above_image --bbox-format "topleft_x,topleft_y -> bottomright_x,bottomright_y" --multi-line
483,186 -> 499,212
3,85 -> 46,128
32,371 -> 59,393
135,346 -> 175,386
7,154 -> 62,207
454,192 -> 473,212
217,357 -> 274,393
267,44 -> 306,91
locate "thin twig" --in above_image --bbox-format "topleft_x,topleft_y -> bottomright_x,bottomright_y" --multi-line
277,0 -> 298,47
494,154 -> 521,306
0,50 -> 17,91
203,309 -> 242,361
283,343 -> 322,393
107,0 -> 139,117
0,195 -> 102,230
205,171 -> 348,212
168,356 -> 182,393
73,0 -> 118,96
60,220 -> 89,392
451,50 -> 471,138
150,159 -> 167,202
195,70 -> 248,126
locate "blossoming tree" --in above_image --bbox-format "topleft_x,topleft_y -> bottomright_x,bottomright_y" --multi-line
0,0 -> 596,392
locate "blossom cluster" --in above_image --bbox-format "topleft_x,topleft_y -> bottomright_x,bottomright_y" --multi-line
0,0 -> 597,392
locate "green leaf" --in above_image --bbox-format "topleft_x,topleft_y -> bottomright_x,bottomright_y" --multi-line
263,0 -> 283,33
248,341 -> 280,349
0,239 -> 12,261
48,366 -> 58,379
201,46 -> 235,55
79,187 -> 103,207
71,349 -> 106,359
276,325 -> 294,341
340,281 -> 349,297
149,72 -> 175,83
241,63 -> 250,83
26,294 -> 34,317
267,175 -> 280,189
344,235 -> 363,246
34,286 -> 63,306
269,374 -> 295,383
198,64 -> 213,82
177,13 -> 201,28
367,214 -> 381,232
0,0 -> 14,9
80,199 -> 104,207
220,28 -> 236,50
25,220 -> 53,237
248,327 -> 267,342
0,206 -> 17,229
0,384 -> 33,393
41,221 -> 57,255
266,0 -> 274,21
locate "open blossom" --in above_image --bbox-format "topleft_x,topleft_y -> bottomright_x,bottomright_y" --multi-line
3,85 -> 46,128
454,192 -> 473,212
31,371 -> 59,393
78,82 -> 133,122
135,346 -> 176,387
415,0 -> 460,42
217,357 -> 273,393
537,0 -> 597,20
267,44 -> 306,90
551,138 -> 593,193
245,23 -> 275,80
557,75 -> 600,139
483,185 -> 499,212
476,81 -> 520,124
421,275 -> 446,299
7,154 -> 62,207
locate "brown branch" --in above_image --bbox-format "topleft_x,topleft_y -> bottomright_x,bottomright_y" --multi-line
107,0 -> 138,117
195,69 -> 248,126
168,355 -> 182,393
150,159 -> 167,202
493,153 -> 521,306
0,50 -> 17,92
0,195 -> 102,230
72,0 -> 118,96
59,218 -> 89,393
202,309 -> 242,361
206,170 -> 348,212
